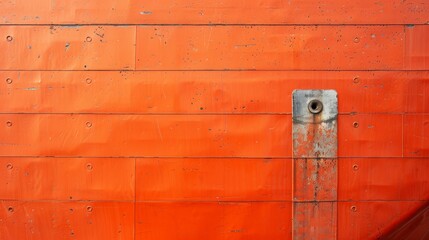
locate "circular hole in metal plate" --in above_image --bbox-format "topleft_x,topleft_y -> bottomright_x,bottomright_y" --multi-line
308,99 -> 323,114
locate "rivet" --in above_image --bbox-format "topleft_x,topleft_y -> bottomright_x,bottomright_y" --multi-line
351,205 -> 357,212
86,206 -> 93,212
86,121 -> 92,128
7,206 -> 14,213
6,36 -> 13,42
353,122 -> 359,128
6,121 -> 12,127
86,163 -> 93,170
86,36 -> 92,42
352,164 -> 359,171
6,163 -> 13,170
85,78 -> 92,84
353,77 -> 360,84
6,78 -> 13,84
353,37 -> 360,43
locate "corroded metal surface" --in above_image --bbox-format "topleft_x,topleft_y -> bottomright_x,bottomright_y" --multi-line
292,90 -> 338,158
292,90 -> 338,239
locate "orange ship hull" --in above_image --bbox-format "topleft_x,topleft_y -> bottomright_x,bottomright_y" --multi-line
0,1 -> 428,239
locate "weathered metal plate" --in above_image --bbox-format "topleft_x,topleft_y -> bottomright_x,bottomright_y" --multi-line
292,90 -> 338,158
292,90 -> 338,240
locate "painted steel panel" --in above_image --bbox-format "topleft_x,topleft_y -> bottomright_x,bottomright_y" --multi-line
0,0 -> 427,24
404,115 -> 429,157
6,157 -> 428,203
1,71 -> 428,114
405,25 -> 429,70
0,114 -> 291,157
0,201 -> 134,240
0,158 -> 135,201
0,26 -> 135,70
1,26 -> 427,71
384,204 -> 429,239
338,201 -> 427,240
338,114 -> 403,157
0,114 -> 405,157
136,158 -> 290,201
136,26 -> 428,71
339,158 -> 429,201
135,202 -> 291,240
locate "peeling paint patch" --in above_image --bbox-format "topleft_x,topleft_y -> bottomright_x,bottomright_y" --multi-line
140,11 -> 152,15
292,90 -> 338,239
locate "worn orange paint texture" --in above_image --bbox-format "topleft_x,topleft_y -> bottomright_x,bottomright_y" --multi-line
0,1 -> 428,239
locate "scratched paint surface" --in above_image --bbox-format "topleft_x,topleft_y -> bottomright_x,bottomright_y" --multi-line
0,1 -> 428,239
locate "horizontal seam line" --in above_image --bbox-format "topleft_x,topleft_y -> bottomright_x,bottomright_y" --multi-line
0,23 -> 426,27
0,156 -> 427,159
1,199 -> 429,203
1,69 -> 429,72
0,113 -> 427,115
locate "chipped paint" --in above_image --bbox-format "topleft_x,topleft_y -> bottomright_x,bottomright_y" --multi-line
292,90 -> 338,239
292,90 -> 338,158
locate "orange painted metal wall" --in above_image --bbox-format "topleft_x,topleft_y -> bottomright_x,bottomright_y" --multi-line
0,1 -> 428,239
